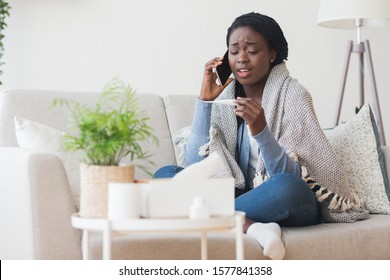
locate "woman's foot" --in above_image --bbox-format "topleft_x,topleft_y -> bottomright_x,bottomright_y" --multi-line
246,222 -> 285,260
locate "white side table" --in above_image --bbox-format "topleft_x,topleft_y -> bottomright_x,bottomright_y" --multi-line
71,211 -> 245,260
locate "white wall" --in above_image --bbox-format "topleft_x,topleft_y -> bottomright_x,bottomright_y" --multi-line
2,0 -> 390,142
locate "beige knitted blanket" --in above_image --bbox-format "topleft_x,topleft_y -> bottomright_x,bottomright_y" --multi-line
174,63 -> 369,223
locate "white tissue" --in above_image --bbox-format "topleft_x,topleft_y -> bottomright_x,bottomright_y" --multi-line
173,152 -> 223,180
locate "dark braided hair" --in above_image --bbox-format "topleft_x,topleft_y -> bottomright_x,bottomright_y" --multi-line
226,12 -> 288,67
226,12 -> 288,98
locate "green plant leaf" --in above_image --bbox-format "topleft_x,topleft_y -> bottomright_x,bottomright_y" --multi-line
52,78 -> 159,173
0,1 -> 11,85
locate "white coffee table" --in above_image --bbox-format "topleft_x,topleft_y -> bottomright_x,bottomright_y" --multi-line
71,211 -> 245,260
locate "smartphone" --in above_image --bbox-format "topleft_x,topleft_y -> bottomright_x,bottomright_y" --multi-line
215,50 -> 232,86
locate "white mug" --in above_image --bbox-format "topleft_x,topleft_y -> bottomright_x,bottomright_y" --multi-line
108,182 -> 140,220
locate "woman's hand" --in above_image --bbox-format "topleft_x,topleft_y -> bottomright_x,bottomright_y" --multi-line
199,56 -> 234,101
234,97 -> 267,135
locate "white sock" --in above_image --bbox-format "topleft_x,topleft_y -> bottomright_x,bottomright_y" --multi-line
247,222 -> 285,260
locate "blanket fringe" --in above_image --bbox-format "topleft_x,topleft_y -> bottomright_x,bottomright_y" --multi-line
199,144 -> 209,157
300,163 -> 363,211
198,127 -> 218,157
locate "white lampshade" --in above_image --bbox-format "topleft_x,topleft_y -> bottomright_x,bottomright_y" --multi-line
317,0 -> 390,28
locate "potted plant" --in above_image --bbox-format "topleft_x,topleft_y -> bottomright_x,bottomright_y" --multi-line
54,78 -> 158,218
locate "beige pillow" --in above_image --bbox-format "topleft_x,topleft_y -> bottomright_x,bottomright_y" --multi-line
323,104 -> 390,214
14,116 -> 81,211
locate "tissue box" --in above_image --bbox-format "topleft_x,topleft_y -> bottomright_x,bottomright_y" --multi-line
139,178 -> 235,218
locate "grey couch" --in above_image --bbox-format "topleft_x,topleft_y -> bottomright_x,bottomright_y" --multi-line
1,89 -> 390,260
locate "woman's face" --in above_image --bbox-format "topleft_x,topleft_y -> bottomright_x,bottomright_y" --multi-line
228,26 -> 276,90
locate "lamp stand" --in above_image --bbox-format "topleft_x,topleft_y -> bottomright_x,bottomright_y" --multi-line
334,39 -> 386,146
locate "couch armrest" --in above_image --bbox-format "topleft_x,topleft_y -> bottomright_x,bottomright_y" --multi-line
382,146 -> 390,182
0,147 -> 82,259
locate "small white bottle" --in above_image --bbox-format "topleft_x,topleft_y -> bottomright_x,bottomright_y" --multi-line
189,197 -> 210,219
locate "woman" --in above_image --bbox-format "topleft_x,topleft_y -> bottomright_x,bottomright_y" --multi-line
155,12 -> 367,260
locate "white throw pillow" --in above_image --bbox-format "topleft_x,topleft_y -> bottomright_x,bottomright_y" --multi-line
323,104 -> 390,214
14,116 -> 81,211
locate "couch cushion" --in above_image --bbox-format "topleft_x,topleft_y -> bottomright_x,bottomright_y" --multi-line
162,95 -> 197,166
135,93 -> 177,176
88,232 -> 264,260
162,95 -> 197,137
283,214 -> 390,259
86,214 -> 390,260
324,104 -> 390,214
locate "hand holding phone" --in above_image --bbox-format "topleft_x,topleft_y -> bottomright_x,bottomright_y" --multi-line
200,51 -> 233,101
215,50 -> 232,86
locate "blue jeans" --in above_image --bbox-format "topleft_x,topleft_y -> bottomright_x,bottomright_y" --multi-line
153,166 -> 320,227
235,173 -> 320,227
153,165 -> 185,178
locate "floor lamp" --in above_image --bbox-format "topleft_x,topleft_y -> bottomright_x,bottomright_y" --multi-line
317,0 -> 390,146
